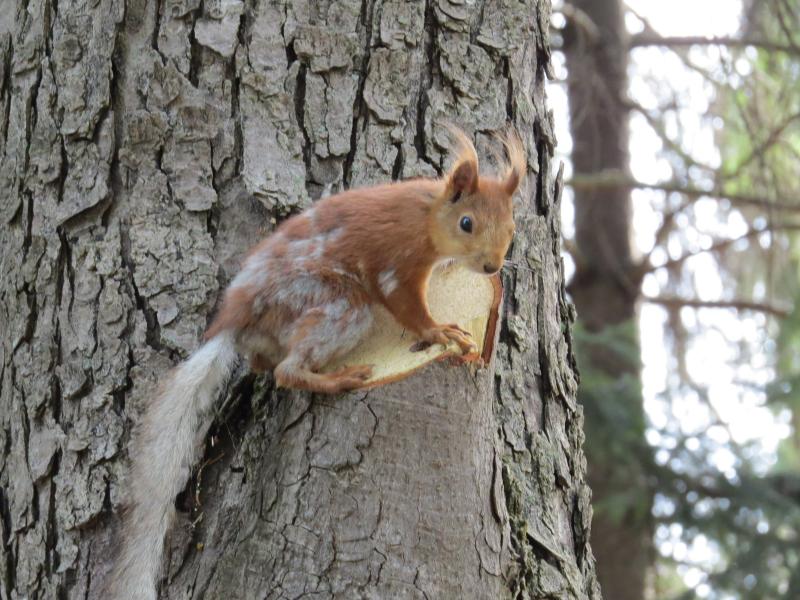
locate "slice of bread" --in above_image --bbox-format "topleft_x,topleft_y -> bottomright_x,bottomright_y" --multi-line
325,263 -> 502,388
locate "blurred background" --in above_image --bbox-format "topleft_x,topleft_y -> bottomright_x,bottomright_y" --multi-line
549,0 -> 800,598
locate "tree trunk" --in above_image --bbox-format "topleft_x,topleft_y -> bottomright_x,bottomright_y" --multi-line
0,0 -> 601,598
563,2 -> 653,600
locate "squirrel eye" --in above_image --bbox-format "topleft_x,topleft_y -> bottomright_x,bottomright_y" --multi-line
459,216 -> 473,233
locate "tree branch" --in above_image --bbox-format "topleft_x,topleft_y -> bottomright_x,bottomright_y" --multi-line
567,170 -> 800,213
626,99 -> 720,175
643,295 -> 790,318
556,3 -> 601,43
724,111 -> 800,177
630,34 -> 800,56
641,221 -> 800,275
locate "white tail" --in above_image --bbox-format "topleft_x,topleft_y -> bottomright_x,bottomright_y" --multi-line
109,332 -> 239,599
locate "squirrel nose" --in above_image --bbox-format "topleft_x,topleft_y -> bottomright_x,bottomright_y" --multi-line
483,263 -> 499,274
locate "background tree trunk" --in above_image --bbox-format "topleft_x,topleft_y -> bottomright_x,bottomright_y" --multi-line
0,0 -> 601,598
563,2 -> 654,600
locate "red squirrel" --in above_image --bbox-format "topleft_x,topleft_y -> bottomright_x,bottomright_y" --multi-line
108,127 -> 525,599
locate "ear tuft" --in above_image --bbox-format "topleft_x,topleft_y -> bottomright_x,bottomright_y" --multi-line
504,166 -> 521,196
443,124 -> 480,195
498,128 -> 527,196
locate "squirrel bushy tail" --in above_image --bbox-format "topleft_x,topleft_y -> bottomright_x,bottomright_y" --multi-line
109,332 -> 238,599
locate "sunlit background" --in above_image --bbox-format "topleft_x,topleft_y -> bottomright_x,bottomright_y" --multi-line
549,0 -> 798,597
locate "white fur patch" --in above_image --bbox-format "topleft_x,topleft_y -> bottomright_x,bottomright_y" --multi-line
378,268 -> 398,297
272,274 -> 329,313
287,238 -> 322,260
288,228 -> 343,264
319,226 -> 343,246
302,301 -> 374,367
231,244 -> 273,289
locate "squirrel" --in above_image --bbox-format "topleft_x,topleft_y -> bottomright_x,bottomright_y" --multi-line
107,127 -> 526,599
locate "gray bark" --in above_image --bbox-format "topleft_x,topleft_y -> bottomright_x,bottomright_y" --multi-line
0,0 -> 600,598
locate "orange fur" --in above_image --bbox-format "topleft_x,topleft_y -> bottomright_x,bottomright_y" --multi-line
205,127 -> 526,393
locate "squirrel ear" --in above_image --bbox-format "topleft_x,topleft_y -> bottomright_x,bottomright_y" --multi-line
504,166 -> 521,195
450,160 -> 478,195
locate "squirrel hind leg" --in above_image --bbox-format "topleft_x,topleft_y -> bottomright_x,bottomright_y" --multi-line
275,300 -> 374,394
274,361 -> 372,394
237,330 -> 281,373
250,352 -> 274,373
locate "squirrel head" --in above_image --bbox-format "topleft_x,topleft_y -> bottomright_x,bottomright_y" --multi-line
430,127 -> 525,276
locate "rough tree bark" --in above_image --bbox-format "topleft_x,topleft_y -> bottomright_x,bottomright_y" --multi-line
563,1 -> 653,600
0,0 -> 601,598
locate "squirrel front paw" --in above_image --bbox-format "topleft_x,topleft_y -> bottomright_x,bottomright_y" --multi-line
419,323 -> 478,355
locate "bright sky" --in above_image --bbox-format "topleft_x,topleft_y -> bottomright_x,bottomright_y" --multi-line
550,0 -> 793,596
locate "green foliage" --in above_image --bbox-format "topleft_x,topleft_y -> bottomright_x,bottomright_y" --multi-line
562,1 -> 800,596
715,2 -> 800,306
772,295 -> 800,479
702,4 -> 800,595
574,320 -> 654,525
636,2 -> 800,597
